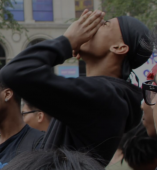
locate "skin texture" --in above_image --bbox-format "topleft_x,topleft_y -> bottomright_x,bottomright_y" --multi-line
141,101 -> 156,137
22,104 -> 51,132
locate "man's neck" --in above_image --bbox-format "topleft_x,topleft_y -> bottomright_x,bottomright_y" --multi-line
0,108 -> 26,144
85,53 -> 124,78
109,149 -> 123,165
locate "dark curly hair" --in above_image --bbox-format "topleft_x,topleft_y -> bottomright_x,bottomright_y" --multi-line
2,148 -> 104,170
123,136 -> 157,168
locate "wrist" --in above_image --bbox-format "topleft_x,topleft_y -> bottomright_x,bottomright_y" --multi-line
64,35 -> 78,50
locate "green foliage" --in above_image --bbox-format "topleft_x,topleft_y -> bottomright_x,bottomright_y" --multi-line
102,0 -> 157,29
0,0 -> 28,44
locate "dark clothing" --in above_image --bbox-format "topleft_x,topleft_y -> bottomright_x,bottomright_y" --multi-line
0,125 -> 44,169
1,36 -> 143,164
0,125 -> 29,168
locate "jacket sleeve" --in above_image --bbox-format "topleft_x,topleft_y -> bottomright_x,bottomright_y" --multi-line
0,36 -> 120,128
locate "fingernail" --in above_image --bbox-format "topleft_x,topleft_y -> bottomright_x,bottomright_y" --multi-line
101,12 -> 105,17
88,11 -> 92,14
96,11 -> 101,15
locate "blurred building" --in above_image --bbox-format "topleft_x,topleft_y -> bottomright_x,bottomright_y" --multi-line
75,0 -> 94,18
0,0 -> 101,76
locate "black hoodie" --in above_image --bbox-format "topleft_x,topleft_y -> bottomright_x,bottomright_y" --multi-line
0,36 -> 143,165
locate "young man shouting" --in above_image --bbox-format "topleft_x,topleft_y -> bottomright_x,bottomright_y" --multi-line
0,10 -> 152,165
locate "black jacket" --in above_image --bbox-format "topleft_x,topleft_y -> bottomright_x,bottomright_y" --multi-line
0,36 -> 143,164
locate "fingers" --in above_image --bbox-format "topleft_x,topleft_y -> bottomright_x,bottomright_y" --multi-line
78,11 -> 92,24
87,12 -> 105,31
73,50 -> 81,60
82,10 -> 105,27
81,9 -> 89,17
89,20 -> 103,36
72,50 -> 77,57
76,54 -> 81,60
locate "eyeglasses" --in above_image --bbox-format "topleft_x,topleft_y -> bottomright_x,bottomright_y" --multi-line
142,80 -> 157,105
21,110 -> 39,116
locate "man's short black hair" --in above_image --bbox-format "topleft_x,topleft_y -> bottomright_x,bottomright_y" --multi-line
123,136 -> 157,168
118,122 -> 148,150
0,76 -> 21,106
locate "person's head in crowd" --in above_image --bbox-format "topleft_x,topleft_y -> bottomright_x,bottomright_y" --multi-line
108,122 -> 148,167
0,76 -> 44,167
2,148 -> 104,170
123,136 -> 157,170
107,65 -> 157,167
0,75 -> 25,143
142,36 -> 157,135
0,77 -> 21,120
141,64 -> 157,138
78,16 -> 152,80
22,100 -> 51,131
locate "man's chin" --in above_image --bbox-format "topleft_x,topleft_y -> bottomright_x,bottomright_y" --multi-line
78,51 -> 87,61
80,41 -> 92,51
79,50 -> 92,60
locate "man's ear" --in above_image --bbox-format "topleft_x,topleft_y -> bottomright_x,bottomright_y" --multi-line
2,89 -> 13,102
110,43 -> 129,55
37,112 -> 44,123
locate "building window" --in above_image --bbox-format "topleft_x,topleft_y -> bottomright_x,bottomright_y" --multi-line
75,1 -> 79,6
0,45 -> 6,69
5,0 -> 24,21
75,0 -> 93,18
32,0 -> 53,21
84,0 -> 92,6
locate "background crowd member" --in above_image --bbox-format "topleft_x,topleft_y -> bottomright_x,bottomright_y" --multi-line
123,136 -> 157,170
141,64 -> 157,137
142,32 -> 157,132
2,148 -> 104,170
141,63 -> 157,137
22,100 -> 52,132
106,64 -> 157,170
0,77 -> 44,169
0,10 -> 152,165
153,75 -> 157,133
106,123 -> 147,170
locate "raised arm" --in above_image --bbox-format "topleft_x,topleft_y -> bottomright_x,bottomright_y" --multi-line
1,11 -> 112,128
